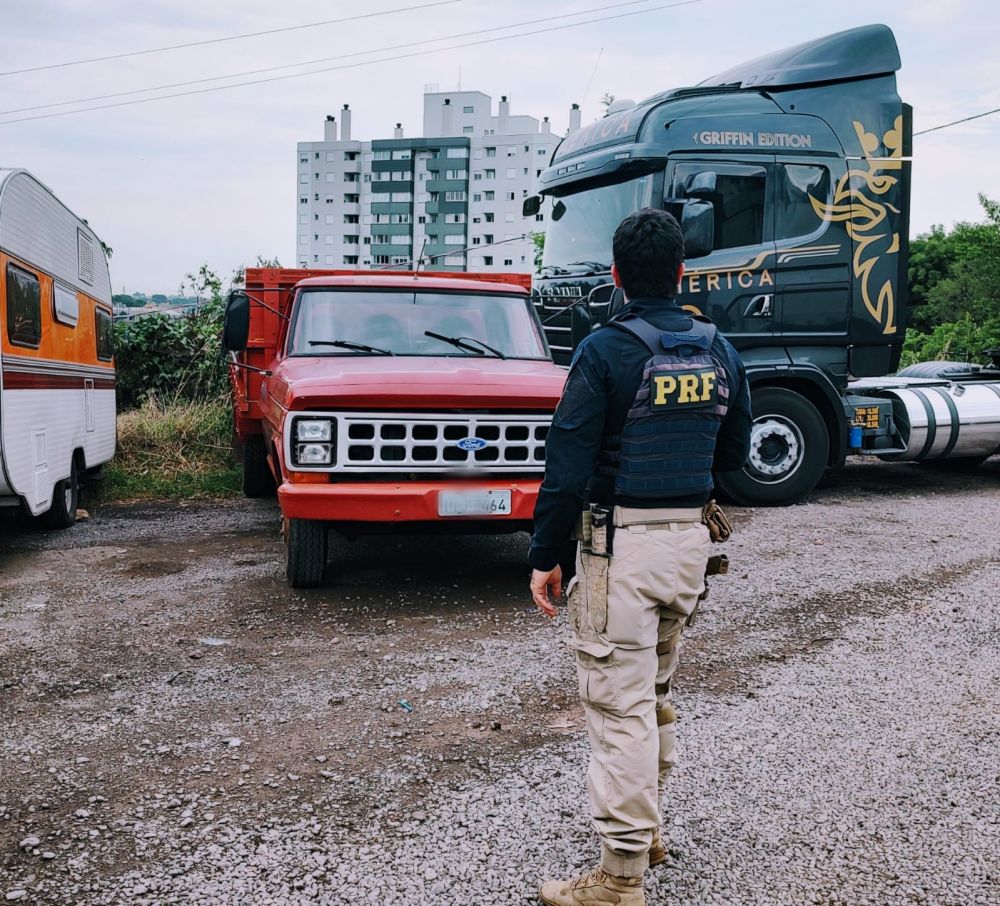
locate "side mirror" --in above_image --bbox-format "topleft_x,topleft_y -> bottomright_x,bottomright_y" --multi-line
681,200 -> 715,259
586,283 -> 625,326
684,171 -> 717,195
570,302 -> 593,348
522,195 -> 542,217
223,290 -> 251,352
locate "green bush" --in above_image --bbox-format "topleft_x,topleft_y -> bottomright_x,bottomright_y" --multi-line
101,397 -> 240,501
899,316 -> 1000,369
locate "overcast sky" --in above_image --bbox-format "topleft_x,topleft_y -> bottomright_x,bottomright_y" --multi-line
1,0 -> 997,293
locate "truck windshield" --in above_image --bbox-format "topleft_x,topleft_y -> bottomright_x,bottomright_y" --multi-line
288,290 -> 548,359
541,174 -> 654,275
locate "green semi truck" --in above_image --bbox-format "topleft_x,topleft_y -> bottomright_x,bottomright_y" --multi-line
526,24 -> 1000,506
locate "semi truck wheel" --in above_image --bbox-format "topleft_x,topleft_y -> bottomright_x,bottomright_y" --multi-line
715,387 -> 829,507
286,519 -> 328,588
243,435 -> 276,498
41,460 -> 79,529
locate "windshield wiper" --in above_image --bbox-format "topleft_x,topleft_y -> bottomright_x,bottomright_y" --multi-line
539,264 -> 571,276
567,260 -> 611,272
424,330 -> 506,360
309,339 -> 394,356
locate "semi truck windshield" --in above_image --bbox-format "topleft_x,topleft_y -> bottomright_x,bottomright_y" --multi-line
289,290 -> 548,359
541,174 -> 654,275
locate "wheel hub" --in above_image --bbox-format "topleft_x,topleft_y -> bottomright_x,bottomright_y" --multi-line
748,416 -> 804,480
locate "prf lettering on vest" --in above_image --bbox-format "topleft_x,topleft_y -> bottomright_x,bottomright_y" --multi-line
651,369 -> 718,409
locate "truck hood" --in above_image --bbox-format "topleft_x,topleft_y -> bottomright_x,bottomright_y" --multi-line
269,355 -> 566,411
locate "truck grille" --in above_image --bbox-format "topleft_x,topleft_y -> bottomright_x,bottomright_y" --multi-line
336,412 -> 550,473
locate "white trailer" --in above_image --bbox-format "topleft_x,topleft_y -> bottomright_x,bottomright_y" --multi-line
0,169 -> 115,528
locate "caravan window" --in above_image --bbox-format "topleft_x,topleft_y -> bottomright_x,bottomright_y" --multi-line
53,283 -> 80,327
6,264 -> 42,348
669,163 -> 767,251
95,308 -> 114,361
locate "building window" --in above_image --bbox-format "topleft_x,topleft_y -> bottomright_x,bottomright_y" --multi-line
445,169 -> 467,180
463,126 -> 474,133
325,255 -> 334,265
504,258 -> 513,267
299,174 -> 308,184
473,172 -> 483,181
506,169 -> 516,179
300,197 -> 308,204
344,235 -> 359,244
363,237 -> 372,244
472,193 -> 482,202
374,255 -> 390,264
392,150 -> 412,160
314,152 -> 320,160
484,234 -> 494,244
484,190 -> 495,201
344,194 -> 360,204
344,172 -> 359,182
314,173 -> 320,180
444,191 -> 467,202
472,237 -> 481,246
314,213 -> 319,221
326,152 -> 336,162
483,256 -> 493,266
343,255 -> 359,264
391,192 -> 413,202
535,213 -> 544,222
505,213 -> 514,222
485,147 -> 496,157
506,192 -> 516,201
326,215 -> 335,224
344,214 -> 359,224
313,255 -> 319,263
418,216 -> 426,224
6,264 -> 41,347
463,105 -> 475,114
507,147 -> 516,157
485,169 -> 495,179
364,174 -> 372,182
373,150 -> 391,160
345,151 -> 359,161
446,147 -> 469,158
300,155 -> 308,164
484,212 -> 495,223
538,148 -> 547,156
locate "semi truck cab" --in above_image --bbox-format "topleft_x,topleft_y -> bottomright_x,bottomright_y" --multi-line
528,24 -> 939,505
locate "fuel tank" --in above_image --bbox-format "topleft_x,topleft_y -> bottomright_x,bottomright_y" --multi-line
873,380 -> 1000,461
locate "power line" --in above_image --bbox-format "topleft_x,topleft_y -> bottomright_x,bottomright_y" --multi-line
914,106 -> 1000,136
0,0 -> 661,117
0,0 -> 701,126
0,0 -> 465,77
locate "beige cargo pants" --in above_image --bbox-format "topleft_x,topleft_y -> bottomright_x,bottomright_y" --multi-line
567,506 -> 709,878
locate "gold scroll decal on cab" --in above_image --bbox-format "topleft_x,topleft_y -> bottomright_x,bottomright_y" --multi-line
651,369 -> 718,409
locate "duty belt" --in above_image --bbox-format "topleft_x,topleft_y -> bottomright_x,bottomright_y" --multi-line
613,506 -> 704,529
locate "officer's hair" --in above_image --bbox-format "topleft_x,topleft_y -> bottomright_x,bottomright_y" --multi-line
612,208 -> 685,299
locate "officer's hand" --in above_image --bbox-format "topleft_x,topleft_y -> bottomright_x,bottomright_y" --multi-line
530,566 -> 562,619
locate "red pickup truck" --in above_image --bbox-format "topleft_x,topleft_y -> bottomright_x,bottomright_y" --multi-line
223,268 -> 566,587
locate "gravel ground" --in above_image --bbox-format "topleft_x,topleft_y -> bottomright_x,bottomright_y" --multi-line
1,457 -> 999,904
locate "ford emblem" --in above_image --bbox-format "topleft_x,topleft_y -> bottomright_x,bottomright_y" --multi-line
457,437 -> 489,451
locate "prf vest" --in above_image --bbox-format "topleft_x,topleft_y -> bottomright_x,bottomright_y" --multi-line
597,315 -> 731,498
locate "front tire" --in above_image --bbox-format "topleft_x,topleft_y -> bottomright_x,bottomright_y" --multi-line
286,519 -> 328,588
715,387 -> 829,506
42,460 -> 79,529
243,435 -> 276,498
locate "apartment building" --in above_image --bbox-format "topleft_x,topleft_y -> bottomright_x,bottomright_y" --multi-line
295,89 -> 575,273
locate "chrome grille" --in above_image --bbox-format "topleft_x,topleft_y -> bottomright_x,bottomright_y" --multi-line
337,412 -> 550,473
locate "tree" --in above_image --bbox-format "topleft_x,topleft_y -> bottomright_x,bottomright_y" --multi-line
530,231 -> 545,271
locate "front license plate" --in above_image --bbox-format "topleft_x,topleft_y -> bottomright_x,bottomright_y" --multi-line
437,489 -> 512,517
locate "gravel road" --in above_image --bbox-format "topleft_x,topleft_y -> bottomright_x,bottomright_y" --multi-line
1,458 -> 998,905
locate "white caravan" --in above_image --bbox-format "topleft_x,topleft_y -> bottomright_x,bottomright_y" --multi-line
0,169 -> 115,528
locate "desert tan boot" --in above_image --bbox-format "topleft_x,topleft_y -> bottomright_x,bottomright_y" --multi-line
539,867 -> 645,906
649,828 -> 667,867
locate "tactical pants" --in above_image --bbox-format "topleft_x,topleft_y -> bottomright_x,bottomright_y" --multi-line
568,506 -> 709,878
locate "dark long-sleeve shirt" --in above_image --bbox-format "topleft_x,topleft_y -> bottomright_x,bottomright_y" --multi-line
529,296 -> 752,571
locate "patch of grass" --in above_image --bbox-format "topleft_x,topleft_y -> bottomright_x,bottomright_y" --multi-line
99,397 -> 241,502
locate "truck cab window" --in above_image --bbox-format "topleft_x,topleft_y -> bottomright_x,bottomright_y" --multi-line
6,264 -> 42,347
670,163 -> 766,251
779,164 -> 831,239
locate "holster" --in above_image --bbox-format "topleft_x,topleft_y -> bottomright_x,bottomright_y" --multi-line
702,499 -> 733,544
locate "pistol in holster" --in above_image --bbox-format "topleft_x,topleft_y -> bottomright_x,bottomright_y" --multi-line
689,554 -> 730,627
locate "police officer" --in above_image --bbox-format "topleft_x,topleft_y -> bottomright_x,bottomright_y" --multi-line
529,208 -> 751,906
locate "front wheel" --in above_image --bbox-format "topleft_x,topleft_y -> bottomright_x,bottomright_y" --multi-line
41,460 -> 79,529
286,519 -> 328,588
715,387 -> 829,507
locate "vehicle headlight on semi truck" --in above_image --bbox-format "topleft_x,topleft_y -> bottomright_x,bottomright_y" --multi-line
291,417 -> 335,467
